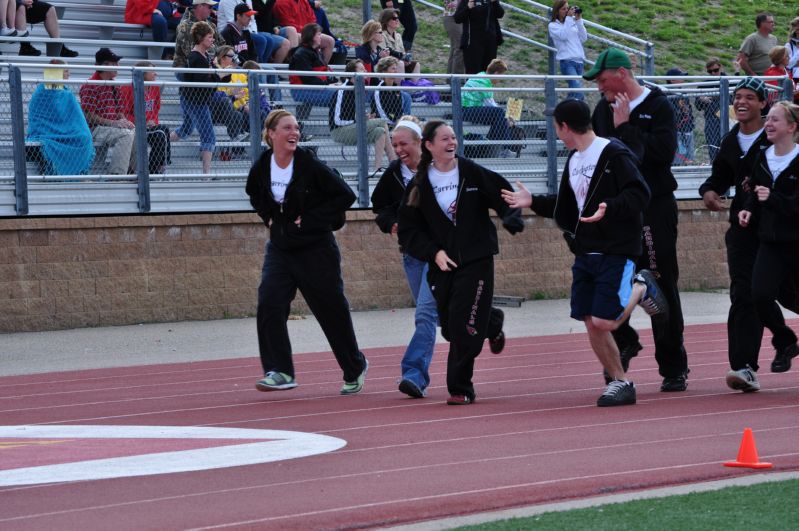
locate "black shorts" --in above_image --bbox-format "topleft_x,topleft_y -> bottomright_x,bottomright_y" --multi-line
570,254 -> 635,321
17,0 -> 52,25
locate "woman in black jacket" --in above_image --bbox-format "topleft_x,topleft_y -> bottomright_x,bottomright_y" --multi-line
453,0 -> 504,74
738,100 -> 799,375
398,120 -> 523,405
245,109 -> 369,395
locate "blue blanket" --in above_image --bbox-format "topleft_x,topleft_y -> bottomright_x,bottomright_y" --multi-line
26,84 -> 94,175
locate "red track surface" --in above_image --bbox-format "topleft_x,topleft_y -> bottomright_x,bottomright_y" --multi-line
1,321 -> 799,530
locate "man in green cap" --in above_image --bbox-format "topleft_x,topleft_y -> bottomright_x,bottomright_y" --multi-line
583,47 -> 690,393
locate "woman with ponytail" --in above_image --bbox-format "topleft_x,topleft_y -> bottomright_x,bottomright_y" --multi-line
398,120 -> 523,405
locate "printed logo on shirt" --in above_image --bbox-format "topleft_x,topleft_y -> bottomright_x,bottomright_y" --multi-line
432,182 -> 458,195
465,187 -> 478,192
447,200 -> 457,220
571,163 -> 595,202
145,99 -> 156,113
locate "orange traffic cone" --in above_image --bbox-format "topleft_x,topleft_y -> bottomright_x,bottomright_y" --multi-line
724,428 -> 773,469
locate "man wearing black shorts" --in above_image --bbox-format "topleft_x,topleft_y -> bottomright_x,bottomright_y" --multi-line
16,0 -> 78,57
503,99 -> 666,407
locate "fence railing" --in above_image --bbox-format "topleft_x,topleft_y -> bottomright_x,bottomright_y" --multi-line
2,62 -> 794,217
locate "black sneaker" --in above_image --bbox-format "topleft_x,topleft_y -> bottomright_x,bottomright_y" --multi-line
634,269 -> 669,317
660,371 -> 689,392
597,380 -> 636,407
60,46 -> 79,58
398,378 -> 424,398
771,343 -> 799,373
19,42 -> 41,56
603,341 -> 643,384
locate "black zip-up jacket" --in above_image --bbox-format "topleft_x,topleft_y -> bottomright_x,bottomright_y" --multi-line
397,156 -> 523,266
329,79 -> 355,130
698,123 -> 770,225
453,0 -> 504,50
591,86 -> 678,199
371,159 -> 406,235
742,148 -> 799,243
530,138 -> 650,258
245,146 -> 355,250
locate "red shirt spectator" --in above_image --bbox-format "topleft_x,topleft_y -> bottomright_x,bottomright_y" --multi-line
79,72 -> 124,125
272,0 -> 315,32
119,84 -> 162,124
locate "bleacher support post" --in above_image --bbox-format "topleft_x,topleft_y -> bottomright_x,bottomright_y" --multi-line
354,74 -> 369,207
719,78 -> 730,139
450,75 -> 464,157
547,33 -> 556,76
362,0 -> 371,25
544,77 -> 558,195
132,69 -> 151,213
248,72 -> 262,162
644,42 -> 655,77
9,65 -> 28,215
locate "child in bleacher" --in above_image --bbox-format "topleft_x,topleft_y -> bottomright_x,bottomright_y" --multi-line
225,60 -> 272,127
120,61 -> 171,174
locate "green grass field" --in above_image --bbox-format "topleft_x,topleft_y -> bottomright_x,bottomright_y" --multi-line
453,478 -> 799,530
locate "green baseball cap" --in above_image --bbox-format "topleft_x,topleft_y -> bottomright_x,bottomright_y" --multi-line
583,48 -> 632,81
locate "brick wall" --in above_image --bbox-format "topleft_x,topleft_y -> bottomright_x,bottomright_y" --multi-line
0,201 -> 729,333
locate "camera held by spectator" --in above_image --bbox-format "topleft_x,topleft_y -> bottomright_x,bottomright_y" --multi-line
572,6 -> 582,14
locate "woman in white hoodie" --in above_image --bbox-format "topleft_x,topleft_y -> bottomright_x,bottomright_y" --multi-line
548,0 -> 587,100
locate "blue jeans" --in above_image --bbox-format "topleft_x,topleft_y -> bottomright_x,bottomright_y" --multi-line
400,254 -> 438,390
400,91 -> 412,117
675,131 -> 695,165
559,59 -> 584,101
151,0 -> 180,42
176,99 -> 215,152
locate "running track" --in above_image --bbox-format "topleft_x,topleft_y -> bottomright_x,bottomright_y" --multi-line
1,321 -> 799,530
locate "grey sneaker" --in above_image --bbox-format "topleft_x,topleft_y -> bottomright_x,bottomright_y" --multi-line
341,357 -> 369,395
597,380 -> 636,407
726,366 -> 760,392
255,371 -> 298,391
634,269 -> 669,317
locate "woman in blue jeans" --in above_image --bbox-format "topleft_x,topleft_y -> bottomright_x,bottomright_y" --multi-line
548,0 -> 587,100
171,21 -> 218,174
371,116 -> 438,398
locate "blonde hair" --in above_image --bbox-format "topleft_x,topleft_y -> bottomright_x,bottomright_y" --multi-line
486,58 -> 508,75
376,56 -> 400,73
769,45 -> 788,66
262,109 -> 295,148
361,20 -> 382,44
772,101 -> 799,141
392,115 -> 422,139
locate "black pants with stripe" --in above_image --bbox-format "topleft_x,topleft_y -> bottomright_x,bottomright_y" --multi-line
428,257 -> 501,399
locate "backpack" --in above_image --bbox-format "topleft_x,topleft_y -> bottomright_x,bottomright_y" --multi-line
400,78 -> 441,105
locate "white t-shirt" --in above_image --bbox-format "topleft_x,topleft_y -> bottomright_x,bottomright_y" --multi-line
568,137 -> 611,213
428,164 -> 459,221
270,155 -> 293,204
400,163 -> 415,187
628,87 -> 651,113
765,144 -> 799,180
737,128 -> 764,155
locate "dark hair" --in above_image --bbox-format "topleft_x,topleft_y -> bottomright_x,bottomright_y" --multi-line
407,120 -> 449,207
300,23 -> 321,47
553,99 -> 592,134
191,21 -> 214,45
551,0 -> 568,21
379,8 -> 400,29
755,12 -> 772,28
705,57 -> 721,69
345,59 -> 364,73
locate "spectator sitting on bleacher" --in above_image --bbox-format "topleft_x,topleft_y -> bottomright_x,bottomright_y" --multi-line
224,60 -> 272,126
173,0 -> 224,70
170,21 -> 221,174
379,9 -> 420,75
218,0 -> 289,64
273,0 -> 333,64
380,0 -> 416,52
209,45 -> 248,141
0,0 -> 14,37
372,56 -> 411,126
330,59 -> 396,172
288,22 -> 339,120
461,58 -> 514,158
15,0 -> 78,57
119,61 -> 171,174
125,0 -> 184,59
252,0 -> 298,49
79,48 -> 135,175
355,20 -> 389,84
26,59 -> 93,175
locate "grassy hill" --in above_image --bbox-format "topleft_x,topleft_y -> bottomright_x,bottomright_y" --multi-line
323,1 -> 799,77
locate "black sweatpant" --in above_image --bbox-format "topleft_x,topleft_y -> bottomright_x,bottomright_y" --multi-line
146,124 -> 171,173
427,257 -> 499,399
751,241 -> 799,351
612,194 -> 688,378
256,239 -> 366,382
